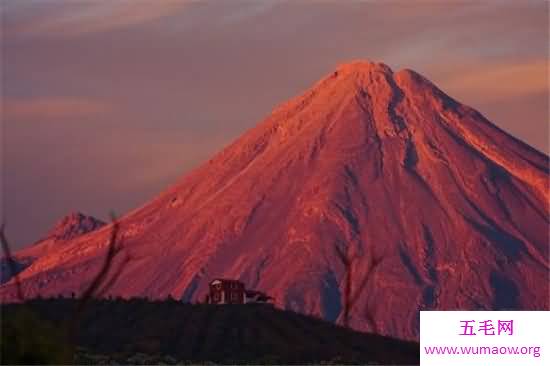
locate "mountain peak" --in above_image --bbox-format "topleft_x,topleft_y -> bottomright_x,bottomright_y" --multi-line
335,60 -> 393,75
330,61 -> 435,94
46,212 -> 106,241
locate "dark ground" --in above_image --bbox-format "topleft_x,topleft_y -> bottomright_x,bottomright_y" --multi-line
1,298 -> 419,365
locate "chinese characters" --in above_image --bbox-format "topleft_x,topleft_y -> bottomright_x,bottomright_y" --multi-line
459,319 -> 514,336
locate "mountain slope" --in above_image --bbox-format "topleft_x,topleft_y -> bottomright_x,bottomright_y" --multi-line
1,212 -> 105,284
1,61 -> 548,340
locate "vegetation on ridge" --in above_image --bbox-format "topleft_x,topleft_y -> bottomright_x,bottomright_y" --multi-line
3,298 -> 419,365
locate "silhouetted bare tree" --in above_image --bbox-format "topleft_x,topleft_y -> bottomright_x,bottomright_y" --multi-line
1,212 -> 131,364
334,243 -> 383,332
69,212 -> 129,339
0,224 -> 24,300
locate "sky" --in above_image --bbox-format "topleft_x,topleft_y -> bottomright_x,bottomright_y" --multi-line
1,0 -> 548,249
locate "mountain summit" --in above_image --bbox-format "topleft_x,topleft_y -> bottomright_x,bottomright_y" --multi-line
2,61 -> 548,340
45,212 -> 106,242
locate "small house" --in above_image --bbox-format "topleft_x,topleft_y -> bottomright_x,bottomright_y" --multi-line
205,278 -> 273,305
207,279 -> 246,304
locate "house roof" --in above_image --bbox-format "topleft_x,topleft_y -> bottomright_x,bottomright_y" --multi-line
245,290 -> 273,300
209,278 -> 244,285
245,290 -> 263,296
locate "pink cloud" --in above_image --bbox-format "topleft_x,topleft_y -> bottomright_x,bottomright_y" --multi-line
437,59 -> 549,103
8,0 -> 189,37
4,97 -> 111,122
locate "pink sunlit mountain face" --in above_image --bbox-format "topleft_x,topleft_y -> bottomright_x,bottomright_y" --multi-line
1,212 -> 105,284
1,61 -> 548,340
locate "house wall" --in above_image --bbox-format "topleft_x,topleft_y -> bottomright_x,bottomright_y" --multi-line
209,280 -> 245,304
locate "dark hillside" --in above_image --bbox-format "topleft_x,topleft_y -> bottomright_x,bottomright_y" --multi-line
2,298 -> 419,364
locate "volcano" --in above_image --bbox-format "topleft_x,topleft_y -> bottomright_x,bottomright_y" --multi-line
1,61 -> 548,340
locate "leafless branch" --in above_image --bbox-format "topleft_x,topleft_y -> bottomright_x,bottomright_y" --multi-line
70,212 -> 127,340
0,223 -> 24,301
77,213 -> 121,306
95,251 -> 132,298
335,243 -> 383,333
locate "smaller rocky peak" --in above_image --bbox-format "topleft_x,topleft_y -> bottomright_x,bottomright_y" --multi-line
46,212 -> 106,241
